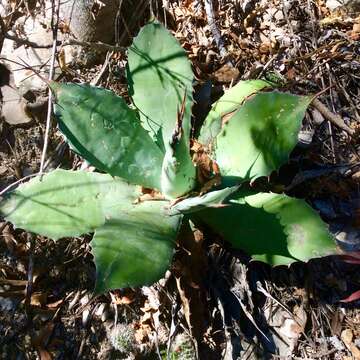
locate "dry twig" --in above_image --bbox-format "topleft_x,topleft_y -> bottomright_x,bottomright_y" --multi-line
0,174 -> 41,197
312,98 -> 355,135
24,234 -> 35,315
0,16 -> 59,48
204,0 -> 227,58
39,0 -> 61,177
62,38 -> 125,53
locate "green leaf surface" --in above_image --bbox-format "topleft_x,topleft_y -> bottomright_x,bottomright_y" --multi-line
51,82 -> 164,190
0,170 -> 182,291
168,186 -> 239,215
0,169 -> 141,239
93,200 -> 181,292
160,133 -> 196,199
213,92 -> 311,181
127,22 -> 196,197
127,22 -> 194,152
199,80 -> 271,145
194,191 -> 336,265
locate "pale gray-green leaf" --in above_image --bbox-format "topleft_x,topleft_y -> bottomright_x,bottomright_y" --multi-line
0,169 -> 140,239
199,80 -> 272,145
214,92 -> 312,180
0,170 -> 182,292
93,200 -> 181,292
194,191 -> 336,265
51,82 -> 164,190
128,22 -> 194,152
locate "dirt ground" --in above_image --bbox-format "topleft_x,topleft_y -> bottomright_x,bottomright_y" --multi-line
0,0 -> 360,359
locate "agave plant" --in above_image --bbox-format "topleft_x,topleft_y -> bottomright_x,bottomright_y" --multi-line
0,22 -> 336,294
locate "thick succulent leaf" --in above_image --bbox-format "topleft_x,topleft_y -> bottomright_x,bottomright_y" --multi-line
0,169 -> 141,239
199,80 -> 271,145
127,22 -> 194,152
0,170 -> 182,292
160,132 -> 196,199
50,82 -> 164,190
169,186 -> 240,215
128,22 -> 196,197
93,200 -> 181,292
193,192 -> 336,265
213,92 -> 311,181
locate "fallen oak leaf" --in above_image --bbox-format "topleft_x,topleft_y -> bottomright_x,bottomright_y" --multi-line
340,256 -> 360,265
46,298 -> 64,309
0,278 -> 27,286
30,292 -> 48,307
338,252 -> 360,265
340,290 -> 360,303
337,252 -> 360,303
341,329 -> 360,359
31,322 -> 55,360
37,349 -> 52,360
112,289 -> 136,305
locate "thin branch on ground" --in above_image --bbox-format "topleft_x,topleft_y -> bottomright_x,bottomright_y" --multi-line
39,0 -> 61,177
0,174 -> 41,197
3,31 -> 60,48
62,38 -> 125,53
204,0 -> 227,59
90,52 -> 112,86
0,15 -> 59,48
312,98 -> 355,135
24,233 -> 35,316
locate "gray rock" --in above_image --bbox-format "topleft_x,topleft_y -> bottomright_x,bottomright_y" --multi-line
1,14 -> 59,93
0,296 -> 17,311
1,86 -> 32,125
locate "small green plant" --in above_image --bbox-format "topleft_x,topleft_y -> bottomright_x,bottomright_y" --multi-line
161,333 -> 196,360
0,22 -> 336,293
108,323 -> 135,353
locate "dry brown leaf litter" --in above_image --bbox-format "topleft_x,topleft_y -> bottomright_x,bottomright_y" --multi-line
0,0 -> 360,359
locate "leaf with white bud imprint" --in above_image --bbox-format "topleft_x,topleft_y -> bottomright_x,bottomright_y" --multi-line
128,22 -> 196,198
193,190 -> 336,265
210,92 -> 312,182
199,79 -> 272,145
0,170 -> 182,292
50,82 -> 164,190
